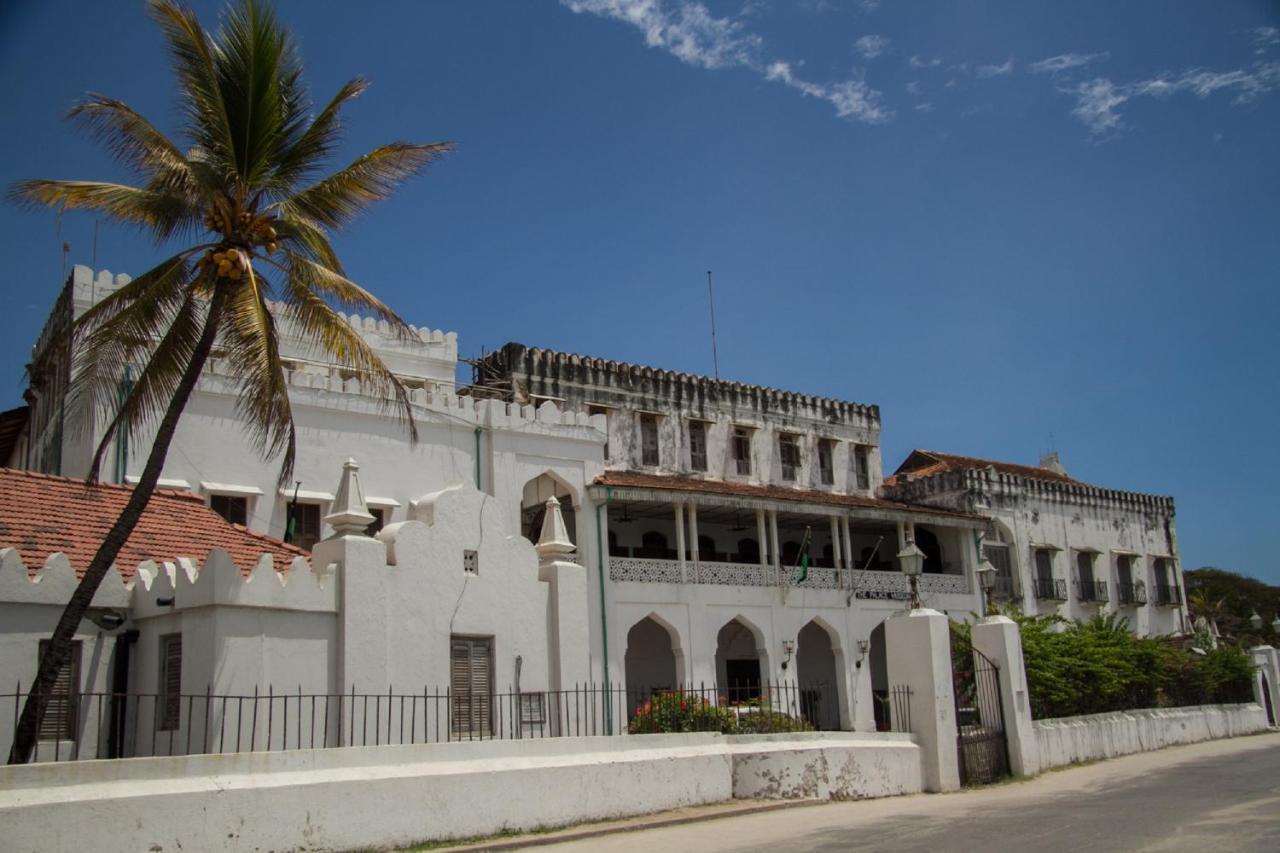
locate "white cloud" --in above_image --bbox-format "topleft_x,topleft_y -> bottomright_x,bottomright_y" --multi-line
976,58 -> 1015,78
1030,52 -> 1108,74
858,0 -> 880,11
1254,26 -> 1280,55
563,1 -> 893,124
854,34 -> 889,60
1068,62 -> 1280,135
909,54 -> 942,69
561,0 -> 762,70
914,102 -> 934,113
905,80 -> 922,95
765,61 -> 891,123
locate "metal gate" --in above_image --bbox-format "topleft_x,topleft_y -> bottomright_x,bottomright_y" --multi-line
952,635 -> 1009,786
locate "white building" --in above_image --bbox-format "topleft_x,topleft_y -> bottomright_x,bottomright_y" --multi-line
882,449 -> 1189,635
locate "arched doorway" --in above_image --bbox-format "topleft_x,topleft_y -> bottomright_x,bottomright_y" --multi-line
624,616 -> 681,718
915,526 -> 943,574
716,618 -> 764,704
521,473 -> 576,546
868,621 -> 890,730
797,621 -> 840,730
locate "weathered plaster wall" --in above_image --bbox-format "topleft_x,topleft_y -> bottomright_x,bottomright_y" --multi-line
1033,703 -> 1268,770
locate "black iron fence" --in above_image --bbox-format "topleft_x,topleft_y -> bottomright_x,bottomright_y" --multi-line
1076,580 -> 1109,603
1034,578 -> 1068,601
3,679 -> 874,763
1153,584 -> 1181,606
1116,581 -> 1147,606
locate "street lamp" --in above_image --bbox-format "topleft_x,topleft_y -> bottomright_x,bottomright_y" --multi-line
1272,615 -> 1280,635
975,559 -> 997,617
898,540 -> 926,610
1250,611 -> 1263,631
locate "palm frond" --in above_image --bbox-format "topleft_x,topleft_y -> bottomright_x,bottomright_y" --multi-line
279,268 -> 417,443
271,78 -> 368,192
219,266 -> 297,483
9,180 -> 199,240
280,251 -> 417,342
271,207 -> 345,272
84,293 -> 203,482
283,141 -> 454,229
67,96 -> 196,196
69,254 -> 196,424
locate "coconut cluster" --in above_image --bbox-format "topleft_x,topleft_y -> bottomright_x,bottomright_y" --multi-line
200,207 -> 281,281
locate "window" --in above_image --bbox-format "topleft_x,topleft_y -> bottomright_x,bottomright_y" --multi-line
688,420 -> 707,472
1076,551 -> 1101,602
158,634 -> 182,731
588,405 -> 610,460
640,414 -> 660,467
463,549 -> 479,575
817,440 -> 834,486
732,427 -> 752,475
983,543 -> 1013,598
1034,549 -> 1054,582
450,636 -> 493,737
779,434 -> 801,481
1116,555 -> 1142,605
36,640 -> 81,741
1033,549 -> 1064,600
853,445 -> 871,490
210,494 -> 248,526
365,507 -> 385,537
289,503 -> 322,551
639,530 -> 670,559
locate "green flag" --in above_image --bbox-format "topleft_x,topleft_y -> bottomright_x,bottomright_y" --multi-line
794,526 -> 812,584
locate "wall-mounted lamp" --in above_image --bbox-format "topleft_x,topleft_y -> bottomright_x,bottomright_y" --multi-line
86,609 -> 126,631
780,639 -> 795,671
855,639 -> 870,669
155,596 -> 175,607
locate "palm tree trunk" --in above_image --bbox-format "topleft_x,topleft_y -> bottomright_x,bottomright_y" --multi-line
8,283 -> 230,764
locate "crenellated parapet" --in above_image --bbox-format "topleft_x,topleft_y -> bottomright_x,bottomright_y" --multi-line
0,548 -> 131,608
130,549 -> 331,618
884,466 -> 1176,516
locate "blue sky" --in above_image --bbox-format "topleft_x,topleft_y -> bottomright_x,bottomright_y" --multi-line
0,1 -> 1277,582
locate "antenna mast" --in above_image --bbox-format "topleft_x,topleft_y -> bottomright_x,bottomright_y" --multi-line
706,270 -> 720,380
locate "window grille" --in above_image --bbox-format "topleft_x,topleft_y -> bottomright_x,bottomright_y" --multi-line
158,635 -> 182,731
36,640 -> 81,741
640,414 -> 660,467
450,636 -> 493,737
688,421 -> 707,472
779,434 -> 800,481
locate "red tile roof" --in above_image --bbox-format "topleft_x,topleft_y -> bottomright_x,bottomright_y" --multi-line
0,467 -> 308,578
592,470 -> 983,521
889,450 -> 1080,486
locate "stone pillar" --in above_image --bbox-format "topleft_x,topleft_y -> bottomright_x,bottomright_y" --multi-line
972,615 -> 1041,776
755,509 -> 768,567
688,503 -> 700,579
830,516 -> 843,570
852,643 -> 876,732
1250,646 -> 1280,727
841,515 -> 854,574
885,608 -> 960,792
768,509 -> 781,584
674,501 -> 687,582
538,498 -> 590,695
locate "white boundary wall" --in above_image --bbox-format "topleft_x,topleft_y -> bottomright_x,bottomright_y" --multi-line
1033,703 -> 1267,770
0,732 -> 921,853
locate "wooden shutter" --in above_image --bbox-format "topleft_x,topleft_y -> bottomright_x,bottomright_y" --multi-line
159,635 -> 182,731
37,640 -> 81,741
451,637 -> 492,737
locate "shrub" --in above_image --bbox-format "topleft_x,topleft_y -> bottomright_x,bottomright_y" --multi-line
733,709 -> 814,734
627,691 -> 737,734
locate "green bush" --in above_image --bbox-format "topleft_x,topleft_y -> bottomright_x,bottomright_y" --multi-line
1008,611 -> 1256,719
733,709 -> 814,734
627,691 -> 737,734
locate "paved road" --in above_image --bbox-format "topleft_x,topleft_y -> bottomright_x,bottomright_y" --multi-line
535,734 -> 1280,853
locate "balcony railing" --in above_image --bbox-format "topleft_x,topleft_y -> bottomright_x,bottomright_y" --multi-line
608,557 -> 971,596
1153,584 -> 1181,606
1076,580 -> 1108,603
1116,581 -> 1147,606
1034,578 -> 1068,601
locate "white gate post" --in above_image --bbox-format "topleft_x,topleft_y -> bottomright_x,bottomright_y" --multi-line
885,608 -> 959,792
972,615 -> 1041,776
1250,646 -> 1280,727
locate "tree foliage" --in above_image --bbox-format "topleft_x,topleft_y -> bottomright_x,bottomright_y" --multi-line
1009,612 -> 1255,719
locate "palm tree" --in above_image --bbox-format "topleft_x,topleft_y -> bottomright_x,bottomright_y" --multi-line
6,0 -> 451,764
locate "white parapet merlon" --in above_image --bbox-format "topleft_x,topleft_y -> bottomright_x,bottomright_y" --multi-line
971,614 -> 1040,776
885,608 -> 959,792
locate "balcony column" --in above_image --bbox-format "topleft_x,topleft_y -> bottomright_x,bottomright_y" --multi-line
755,509 -> 768,567
768,509 -> 781,584
896,520 -> 907,549
830,516 -> 843,571
674,500 -> 687,583
841,516 -> 854,572
688,502 -> 701,582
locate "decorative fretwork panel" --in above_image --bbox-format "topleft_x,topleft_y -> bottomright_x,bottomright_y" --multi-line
609,557 -> 682,583
695,561 -> 773,587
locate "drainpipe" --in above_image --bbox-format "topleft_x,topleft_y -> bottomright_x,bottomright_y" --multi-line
594,486 -> 614,734
473,428 -> 482,489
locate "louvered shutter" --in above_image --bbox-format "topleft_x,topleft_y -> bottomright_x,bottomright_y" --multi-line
37,640 -> 81,741
451,637 -> 492,737
159,635 -> 182,731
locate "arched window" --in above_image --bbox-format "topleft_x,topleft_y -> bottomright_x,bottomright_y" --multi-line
640,530 -> 669,559
698,534 -> 716,561
737,538 -> 760,562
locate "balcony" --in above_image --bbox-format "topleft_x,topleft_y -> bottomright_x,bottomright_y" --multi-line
1116,581 -> 1147,606
1034,578 -> 1067,601
1153,584 -> 1181,606
608,557 -> 971,596
1076,580 -> 1108,603
990,576 -> 1017,601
